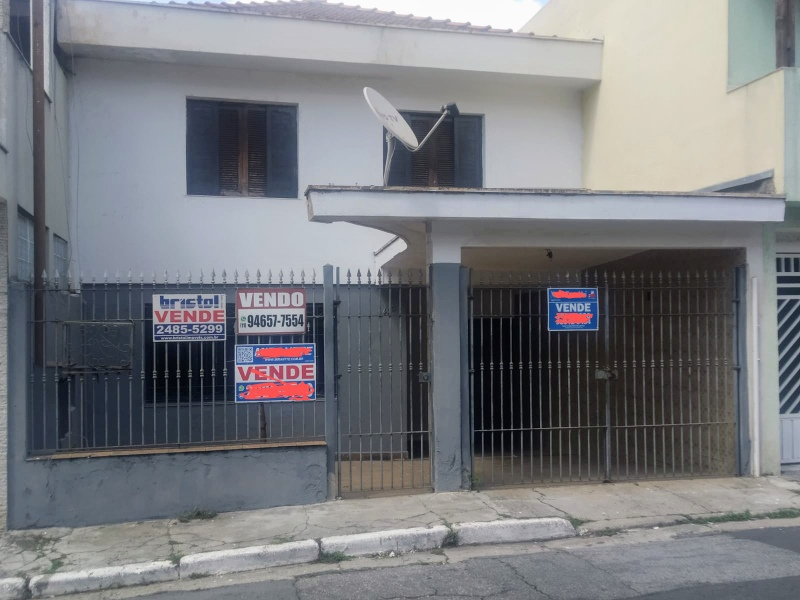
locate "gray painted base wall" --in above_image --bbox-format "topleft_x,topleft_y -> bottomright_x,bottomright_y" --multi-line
8,445 -> 326,529
6,278 -> 327,529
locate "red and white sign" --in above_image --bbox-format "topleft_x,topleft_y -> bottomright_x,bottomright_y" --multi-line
152,294 -> 226,342
235,288 -> 306,335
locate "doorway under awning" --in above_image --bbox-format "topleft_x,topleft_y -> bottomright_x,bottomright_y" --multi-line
305,185 -> 786,487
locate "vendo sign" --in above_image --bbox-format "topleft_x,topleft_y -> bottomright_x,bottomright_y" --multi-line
235,288 -> 306,335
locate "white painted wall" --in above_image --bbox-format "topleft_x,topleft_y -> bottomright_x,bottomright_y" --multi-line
70,58 -> 584,275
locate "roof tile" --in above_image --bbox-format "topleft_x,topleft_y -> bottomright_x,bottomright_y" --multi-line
161,0 -> 529,35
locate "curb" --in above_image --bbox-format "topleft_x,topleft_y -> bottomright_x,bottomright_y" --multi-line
321,525 -> 449,557
0,578 -> 26,600
455,518 -> 575,545
12,517 -> 577,598
28,561 -> 178,598
180,540 -> 319,577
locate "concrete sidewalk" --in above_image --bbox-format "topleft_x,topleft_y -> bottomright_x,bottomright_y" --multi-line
2,476 -> 800,597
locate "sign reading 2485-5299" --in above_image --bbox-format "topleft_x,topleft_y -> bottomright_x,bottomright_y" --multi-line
153,294 -> 226,342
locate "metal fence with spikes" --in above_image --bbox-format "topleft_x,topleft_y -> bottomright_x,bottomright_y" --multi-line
333,267 -> 432,495
28,267 -> 327,454
26,265 -> 435,495
468,268 -> 740,487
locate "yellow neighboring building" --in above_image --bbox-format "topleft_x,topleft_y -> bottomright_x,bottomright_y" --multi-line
524,0 -> 800,471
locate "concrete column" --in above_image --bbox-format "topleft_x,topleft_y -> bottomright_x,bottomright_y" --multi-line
429,262 -> 468,492
758,224 -> 781,475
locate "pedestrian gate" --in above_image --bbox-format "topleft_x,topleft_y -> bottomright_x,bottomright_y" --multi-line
334,269 -> 432,496
469,270 -> 738,486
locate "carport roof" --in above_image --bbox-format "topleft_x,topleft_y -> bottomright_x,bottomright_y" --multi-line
305,186 -> 786,226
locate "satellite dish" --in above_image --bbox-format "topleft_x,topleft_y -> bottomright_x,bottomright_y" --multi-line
363,87 -> 460,185
363,87 -> 419,151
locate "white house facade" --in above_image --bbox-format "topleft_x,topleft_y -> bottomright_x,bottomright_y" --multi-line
0,0 -> 788,529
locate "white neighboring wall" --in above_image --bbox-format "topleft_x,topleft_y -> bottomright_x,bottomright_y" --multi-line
70,59 -> 585,275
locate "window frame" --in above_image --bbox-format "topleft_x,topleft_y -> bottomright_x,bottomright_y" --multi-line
17,211 -> 34,283
53,234 -> 68,278
383,110 -> 484,189
186,98 -> 299,199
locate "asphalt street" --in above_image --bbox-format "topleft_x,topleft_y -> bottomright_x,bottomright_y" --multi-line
108,526 -> 800,600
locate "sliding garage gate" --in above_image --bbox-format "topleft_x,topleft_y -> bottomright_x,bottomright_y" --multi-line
469,269 -> 739,486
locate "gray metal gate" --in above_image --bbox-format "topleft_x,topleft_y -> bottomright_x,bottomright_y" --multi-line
334,269 -> 432,496
468,269 -> 738,487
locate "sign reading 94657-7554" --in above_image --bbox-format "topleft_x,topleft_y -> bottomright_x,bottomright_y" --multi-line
235,288 -> 307,335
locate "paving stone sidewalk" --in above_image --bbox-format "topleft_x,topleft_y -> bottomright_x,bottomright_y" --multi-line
2,476 -> 799,581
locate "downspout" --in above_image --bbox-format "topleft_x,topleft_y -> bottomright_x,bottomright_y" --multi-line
751,277 -> 761,477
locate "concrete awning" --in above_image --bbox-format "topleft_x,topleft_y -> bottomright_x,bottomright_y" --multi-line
305,186 -> 786,270
57,0 -> 602,86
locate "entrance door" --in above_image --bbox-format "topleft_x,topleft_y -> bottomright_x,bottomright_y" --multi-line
468,268 -> 739,487
777,254 -> 800,464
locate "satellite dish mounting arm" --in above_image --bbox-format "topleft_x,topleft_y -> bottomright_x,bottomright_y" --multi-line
384,102 -> 460,185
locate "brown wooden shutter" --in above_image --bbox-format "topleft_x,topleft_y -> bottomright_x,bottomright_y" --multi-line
247,108 -> 267,196
409,116 -> 433,186
266,105 -> 298,198
454,115 -> 483,188
218,107 -> 240,194
186,100 -> 220,195
384,111 -> 414,186
434,118 -> 455,186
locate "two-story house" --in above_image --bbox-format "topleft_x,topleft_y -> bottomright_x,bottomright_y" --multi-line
0,0 -> 787,529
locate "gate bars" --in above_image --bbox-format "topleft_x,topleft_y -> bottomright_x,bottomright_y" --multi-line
334,268 -> 432,496
468,269 -> 738,487
28,270 -> 326,454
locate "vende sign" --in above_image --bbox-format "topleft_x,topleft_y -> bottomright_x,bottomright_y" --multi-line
235,344 -> 316,403
152,294 -> 226,342
235,288 -> 306,335
547,288 -> 599,332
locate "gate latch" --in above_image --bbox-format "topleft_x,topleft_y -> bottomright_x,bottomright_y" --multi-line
418,372 -> 431,383
594,368 -> 618,381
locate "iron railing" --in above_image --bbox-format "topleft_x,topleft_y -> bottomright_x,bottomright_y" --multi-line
28,269 -> 326,454
334,269 -> 432,495
468,269 -> 738,487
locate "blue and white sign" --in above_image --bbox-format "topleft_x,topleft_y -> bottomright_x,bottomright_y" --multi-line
235,344 -> 317,403
548,288 -> 599,332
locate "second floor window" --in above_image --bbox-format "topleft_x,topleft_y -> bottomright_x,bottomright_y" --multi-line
384,112 -> 483,188
186,100 -> 298,198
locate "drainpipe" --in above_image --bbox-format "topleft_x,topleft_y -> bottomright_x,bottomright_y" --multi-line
32,0 -> 46,363
751,277 -> 761,477
776,0 -> 796,68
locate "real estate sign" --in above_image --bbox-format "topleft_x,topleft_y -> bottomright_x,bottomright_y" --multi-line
235,343 -> 317,403
235,288 -> 307,335
152,294 -> 227,342
547,288 -> 599,332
